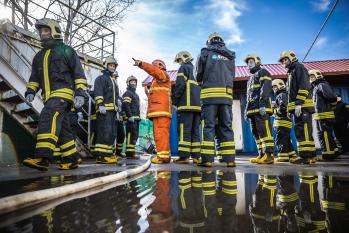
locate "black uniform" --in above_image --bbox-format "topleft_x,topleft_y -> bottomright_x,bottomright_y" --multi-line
93,70 -> 119,158
312,78 -> 338,159
196,41 -> 236,163
115,96 -> 125,156
286,61 -> 315,159
334,100 -> 349,152
122,86 -> 140,157
273,88 -> 296,160
25,40 -> 87,162
172,61 -> 201,159
245,66 -> 274,156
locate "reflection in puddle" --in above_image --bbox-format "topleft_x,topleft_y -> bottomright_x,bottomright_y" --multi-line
1,171 -> 349,233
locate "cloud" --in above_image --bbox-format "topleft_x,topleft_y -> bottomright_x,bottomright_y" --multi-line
314,36 -> 328,49
205,0 -> 245,45
311,0 -> 331,12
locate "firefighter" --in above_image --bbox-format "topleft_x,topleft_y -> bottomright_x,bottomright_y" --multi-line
112,71 -> 125,158
133,58 -> 172,164
122,75 -> 141,159
172,51 -> 201,164
244,54 -> 274,164
272,79 -> 297,162
196,32 -> 236,167
93,56 -> 119,164
278,51 -> 316,164
23,18 -> 87,171
309,69 -> 339,161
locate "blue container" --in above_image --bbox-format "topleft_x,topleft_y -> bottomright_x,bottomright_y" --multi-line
170,107 -> 179,156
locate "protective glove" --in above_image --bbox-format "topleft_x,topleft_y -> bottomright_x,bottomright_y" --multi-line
26,94 -> 34,103
259,107 -> 266,116
132,57 -> 142,67
295,105 -> 302,117
77,112 -> 83,122
74,96 -> 85,109
99,105 -> 106,114
128,116 -> 135,123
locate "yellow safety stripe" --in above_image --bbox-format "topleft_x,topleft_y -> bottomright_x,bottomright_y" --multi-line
200,149 -> 215,154
321,200 -> 345,210
265,120 -> 272,138
150,87 -> 170,91
260,76 -> 272,81
36,142 -> 56,150
37,133 -> 58,142
94,148 -> 113,153
179,141 -> 191,146
222,188 -> 238,195
191,148 -> 200,152
220,141 -> 235,147
27,82 -> 39,92
177,72 -> 188,80
222,180 -> 237,186
95,144 -> 113,149
179,221 -> 205,228
313,111 -> 335,120
250,84 -> 261,89
123,96 -> 132,101
219,149 -> 236,155
61,147 -> 77,157
49,88 -> 74,101
246,108 -> 272,115
179,178 -> 191,183
201,141 -> 214,146
51,112 -> 59,136
201,87 -> 227,93
147,112 -> 171,117
178,147 -> 191,152
60,140 -> 75,150
180,123 -> 184,142
278,193 -> 299,202
297,140 -> 315,146
298,89 -> 309,96
200,93 -> 232,99
43,49 -> 51,101
296,95 -> 307,101
192,142 -> 201,146
288,99 -> 314,110
178,106 -> 201,111
274,120 -> 292,128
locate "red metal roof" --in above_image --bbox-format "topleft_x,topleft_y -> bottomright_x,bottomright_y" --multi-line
142,59 -> 349,85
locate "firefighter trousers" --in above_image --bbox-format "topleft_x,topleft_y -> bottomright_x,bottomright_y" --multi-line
294,113 -> 316,158
125,120 -> 139,157
274,120 -> 296,159
316,120 -> 338,159
94,111 -> 116,157
249,114 -> 274,156
201,104 -> 235,163
115,120 -> 125,156
177,112 -> 201,159
34,98 -> 78,162
152,116 -> 171,159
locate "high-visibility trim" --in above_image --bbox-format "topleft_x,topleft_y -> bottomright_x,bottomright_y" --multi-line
298,89 -> 309,96
200,87 -> 233,99
49,88 -> 74,101
191,142 -> 201,146
177,106 -> 201,111
178,147 -> 191,152
192,177 -> 202,182
251,213 -> 280,221
94,148 -> 113,153
191,148 -> 200,152
278,192 -> 299,202
297,140 -> 315,146
277,153 -> 289,157
288,99 -> 314,110
219,149 -> 236,155
203,190 -> 216,195
200,149 -> 215,154
36,142 -> 56,150
177,72 -> 188,81
61,147 -> 77,157
222,180 -> 237,186
179,178 -> 191,183
37,133 -> 58,142
150,87 -> 170,91
74,78 -> 87,90
51,112 -> 59,136
260,76 -> 272,81
43,49 -> 51,101
179,141 -> 191,146
201,141 -> 214,146
246,108 -> 272,115
321,200 -> 345,210
202,181 -> 215,187
95,144 -> 113,149
265,120 -> 272,138
222,188 -> 238,195
296,95 -> 307,101
123,96 -> 132,101
313,111 -> 335,120
180,123 -> 184,142
200,93 -> 233,99
147,111 -> 171,117
220,141 -> 235,147
60,140 -> 75,150
250,84 -> 261,89
298,146 -> 316,152
27,82 -> 39,92
273,120 -> 292,128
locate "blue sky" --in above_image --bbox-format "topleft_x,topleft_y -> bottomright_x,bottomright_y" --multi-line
116,0 -> 349,77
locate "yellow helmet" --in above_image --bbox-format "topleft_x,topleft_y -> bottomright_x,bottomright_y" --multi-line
207,32 -> 224,44
35,18 -> 62,40
104,56 -> 118,68
174,51 -> 193,63
278,50 -> 298,63
308,69 -> 323,79
272,79 -> 286,90
244,54 -> 261,65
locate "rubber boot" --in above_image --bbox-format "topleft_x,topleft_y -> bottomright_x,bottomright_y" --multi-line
96,155 -> 118,164
257,153 -> 274,164
151,156 -> 170,164
250,155 -> 262,164
23,157 -> 50,171
173,157 -> 190,164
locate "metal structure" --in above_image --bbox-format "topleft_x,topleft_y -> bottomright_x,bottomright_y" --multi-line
2,0 -> 115,60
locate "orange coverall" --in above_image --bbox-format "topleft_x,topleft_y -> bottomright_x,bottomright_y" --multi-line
140,62 -> 172,161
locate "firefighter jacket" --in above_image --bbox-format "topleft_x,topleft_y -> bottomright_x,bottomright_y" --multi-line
245,66 -> 273,117
140,61 -> 172,119
196,41 -> 235,105
172,61 -> 201,112
122,86 -> 140,120
312,78 -> 337,121
286,61 -> 314,113
94,69 -> 119,112
273,88 -> 292,128
25,40 -> 87,102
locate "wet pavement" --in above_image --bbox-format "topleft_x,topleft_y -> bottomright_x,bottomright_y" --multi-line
1,155 -> 349,232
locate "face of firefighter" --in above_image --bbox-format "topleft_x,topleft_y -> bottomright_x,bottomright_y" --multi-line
309,74 -> 316,84
129,80 -> 137,89
175,58 -> 183,65
272,85 -> 279,93
39,27 -> 52,41
247,59 -> 256,70
107,63 -> 117,73
281,57 -> 291,68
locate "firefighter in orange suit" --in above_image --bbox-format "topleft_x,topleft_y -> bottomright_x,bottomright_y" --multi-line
133,58 -> 172,164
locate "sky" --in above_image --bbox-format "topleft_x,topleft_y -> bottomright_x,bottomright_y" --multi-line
115,0 -> 349,95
